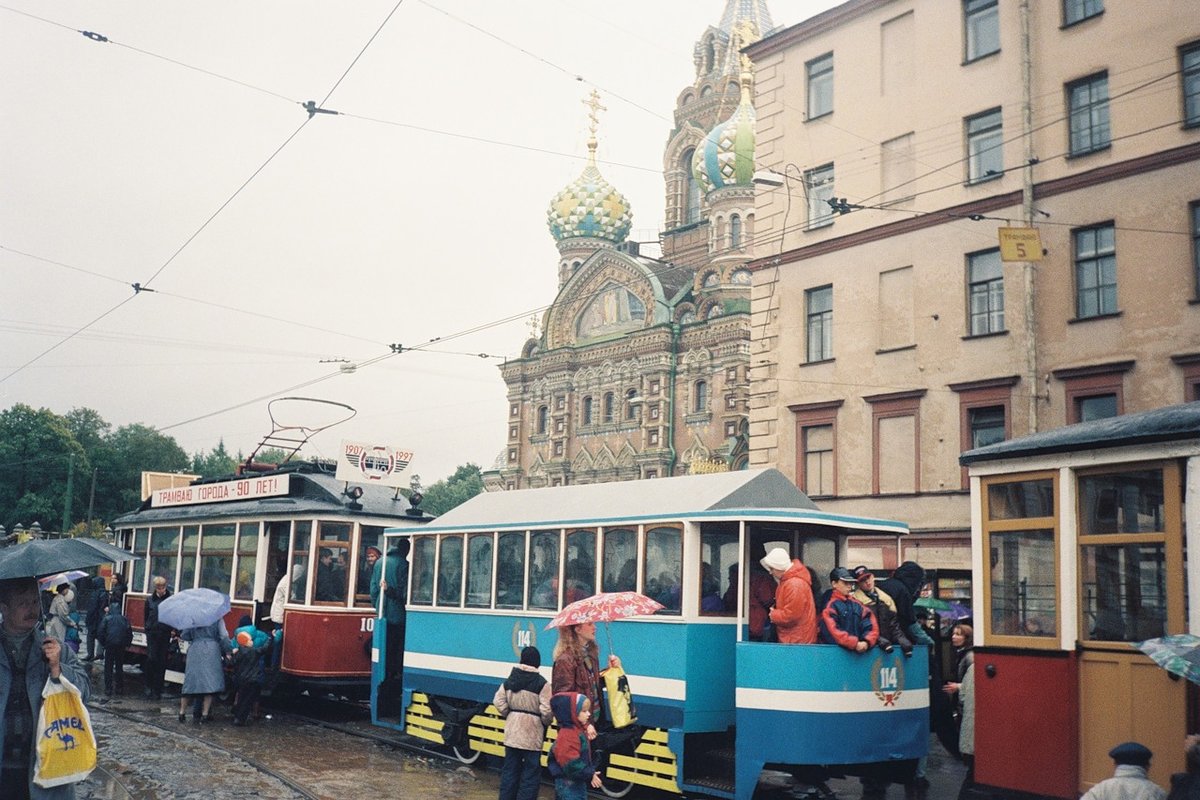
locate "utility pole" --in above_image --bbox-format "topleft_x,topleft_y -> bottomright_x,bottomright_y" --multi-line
86,467 -> 98,525
1019,0 -> 1040,434
62,453 -> 75,533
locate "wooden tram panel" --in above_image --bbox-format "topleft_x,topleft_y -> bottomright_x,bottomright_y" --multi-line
279,608 -> 374,677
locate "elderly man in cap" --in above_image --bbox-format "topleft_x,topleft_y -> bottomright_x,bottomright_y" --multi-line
850,565 -> 913,657
1082,742 -> 1166,800
760,547 -> 817,644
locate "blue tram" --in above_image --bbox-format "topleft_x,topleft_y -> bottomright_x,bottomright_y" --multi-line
370,469 -> 927,800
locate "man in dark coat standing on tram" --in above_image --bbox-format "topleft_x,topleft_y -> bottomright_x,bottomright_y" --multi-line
371,539 -> 409,717
143,576 -> 172,700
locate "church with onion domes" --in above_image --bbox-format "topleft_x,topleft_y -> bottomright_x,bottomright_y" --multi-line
484,1 -> 775,491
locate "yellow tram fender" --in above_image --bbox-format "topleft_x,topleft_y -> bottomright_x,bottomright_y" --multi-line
601,666 -> 637,730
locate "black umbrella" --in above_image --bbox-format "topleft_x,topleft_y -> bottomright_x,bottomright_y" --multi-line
0,538 -> 141,581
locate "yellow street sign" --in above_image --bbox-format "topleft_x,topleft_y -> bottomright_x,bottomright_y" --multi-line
998,227 -> 1043,262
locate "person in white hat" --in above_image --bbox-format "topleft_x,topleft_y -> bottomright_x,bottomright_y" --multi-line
759,547 -> 817,644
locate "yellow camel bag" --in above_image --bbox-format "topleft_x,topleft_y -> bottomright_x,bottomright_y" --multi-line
600,666 -> 637,729
34,674 -> 97,787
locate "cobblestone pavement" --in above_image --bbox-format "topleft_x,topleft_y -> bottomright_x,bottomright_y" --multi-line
76,661 -> 965,800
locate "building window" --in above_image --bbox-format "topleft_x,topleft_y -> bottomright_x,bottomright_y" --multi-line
682,148 -> 701,225
967,249 -> 1005,335
865,389 -> 925,495
1064,0 -> 1103,25
644,469 -> 658,479
1192,203 -> 1200,297
730,214 -> 743,249
806,53 -> 833,119
508,449 -> 517,462
650,380 -> 660,395
555,418 -> 565,433
964,0 -> 999,61
966,108 -> 1003,183
554,440 -> 564,457
555,396 -> 565,411
1185,44 -> 1200,128
804,164 -> 834,229
727,367 -> 738,382
602,392 -> 615,424
582,396 -> 593,426
951,376 -> 1017,488
649,403 -> 660,420
506,482 -> 515,491
1068,72 -> 1110,156
537,406 -> 549,434
1074,224 -> 1117,319
649,429 -> 660,446
1055,361 -> 1131,424
806,285 -> 833,362
510,403 -> 519,417
509,425 -> 517,439
694,380 -> 708,413
726,395 -> 737,410
725,420 -> 737,436
625,389 -> 639,421
791,400 -> 841,498
1177,355 -> 1200,401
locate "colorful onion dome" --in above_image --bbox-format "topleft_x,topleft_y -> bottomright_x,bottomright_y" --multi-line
547,92 -> 632,244
693,66 -> 756,194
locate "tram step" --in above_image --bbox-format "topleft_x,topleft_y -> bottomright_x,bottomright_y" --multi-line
683,775 -> 736,795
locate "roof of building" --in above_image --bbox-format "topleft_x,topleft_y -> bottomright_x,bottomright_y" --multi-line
960,401 -> 1200,466
397,468 -> 908,535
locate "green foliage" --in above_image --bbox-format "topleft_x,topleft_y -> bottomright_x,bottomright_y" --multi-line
191,439 -> 238,478
419,463 -> 484,516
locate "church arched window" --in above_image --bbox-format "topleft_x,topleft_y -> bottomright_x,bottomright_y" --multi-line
694,380 -> 708,413
537,406 -> 549,434
625,389 -> 639,421
730,214 -> 742,249
603,393 -> 615,424
702,271 -> 719,289
582,396 -> 593,426
682,148 -> 701,225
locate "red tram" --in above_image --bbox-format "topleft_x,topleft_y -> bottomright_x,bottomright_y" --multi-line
111,460 -> 430,694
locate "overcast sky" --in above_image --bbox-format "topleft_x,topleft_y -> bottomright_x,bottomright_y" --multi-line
0,1 -> 836,484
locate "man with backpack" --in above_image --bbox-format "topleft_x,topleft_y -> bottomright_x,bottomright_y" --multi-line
96,601 -> 133,697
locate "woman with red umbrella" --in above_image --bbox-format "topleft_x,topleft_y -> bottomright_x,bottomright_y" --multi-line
551,622 -> 620,741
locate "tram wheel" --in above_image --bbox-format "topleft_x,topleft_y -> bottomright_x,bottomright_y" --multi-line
598,776 -> 635,799
451,742 -> 481,765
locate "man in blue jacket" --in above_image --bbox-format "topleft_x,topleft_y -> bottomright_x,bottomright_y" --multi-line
0,576 -> 91,800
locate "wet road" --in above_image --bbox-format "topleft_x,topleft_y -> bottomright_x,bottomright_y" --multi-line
77,662 -> 964,800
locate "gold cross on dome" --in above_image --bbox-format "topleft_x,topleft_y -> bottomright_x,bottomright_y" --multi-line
583,90 -> 607,140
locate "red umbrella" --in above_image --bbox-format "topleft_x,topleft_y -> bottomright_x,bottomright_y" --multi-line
545,591 -> 663,630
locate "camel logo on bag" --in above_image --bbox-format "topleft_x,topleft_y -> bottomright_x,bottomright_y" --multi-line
869,655 -> 905,707
55,732 -> 76,751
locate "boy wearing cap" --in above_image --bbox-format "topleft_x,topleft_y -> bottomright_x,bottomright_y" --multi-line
850,566 -> 913,657
1081,742 -> 1166,800
819,568 -> 879,653
760,547 -> 818,644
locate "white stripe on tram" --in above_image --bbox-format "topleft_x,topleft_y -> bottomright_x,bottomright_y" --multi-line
737,687 -> 929,714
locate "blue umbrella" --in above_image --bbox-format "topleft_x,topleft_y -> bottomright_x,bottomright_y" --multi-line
1136,634 -> 1200,686
155,588 -> 231,631
0,538 -> 141,580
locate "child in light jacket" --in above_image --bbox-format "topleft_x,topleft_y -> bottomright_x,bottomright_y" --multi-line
493,646 -> 552,800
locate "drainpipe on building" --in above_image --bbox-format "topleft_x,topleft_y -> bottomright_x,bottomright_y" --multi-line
1020,0 -> 1040,433
667,321 -> 680,476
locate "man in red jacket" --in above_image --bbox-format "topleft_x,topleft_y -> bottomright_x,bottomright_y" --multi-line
761,547 -> 818,644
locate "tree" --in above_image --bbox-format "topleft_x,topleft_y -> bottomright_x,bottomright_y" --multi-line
0,404 -> 86,531
420,463 -> 484,516
103,424 -> 191,516
192,439 -> 238,478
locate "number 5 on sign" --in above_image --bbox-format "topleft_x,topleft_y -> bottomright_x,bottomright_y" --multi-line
998,227 -> 1043,262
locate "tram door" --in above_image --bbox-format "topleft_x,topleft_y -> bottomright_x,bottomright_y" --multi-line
1076,462 -> 1186,791
260,521 -> 291,627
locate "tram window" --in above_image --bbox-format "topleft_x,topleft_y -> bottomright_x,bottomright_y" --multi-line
602,529 -> 637,593
132,528 -> 150,591
565,530 -> 597,604
1079,470 -> 1164,534
1080,543 -> 1167,642
495,532 -> 526,609
466,534 -> 494,608
314,522 -> 352,604
411,537 -> 435,605
198,524 -> 235,593
437,535 -> 465,606
699,524 -> 737,616
799,535 -> 837,596
234,522 -> 259,601
645,526 -> 682,614
355,525 -> 385,606
989,529 -> 1056,637
528,531 -> 560,610
180,526 -> 200,590
290,522 -> 312,603
265,521 -> 290,606
148,527 -> 180,591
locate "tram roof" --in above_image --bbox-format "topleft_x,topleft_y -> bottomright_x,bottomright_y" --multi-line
389,468 -> 908,535
960,400 -> 1200,466
112,468 -> 430,526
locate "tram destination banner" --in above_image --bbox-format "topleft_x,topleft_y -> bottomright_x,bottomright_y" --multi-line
336,440 -> 413,488
151,474 -> 291,508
